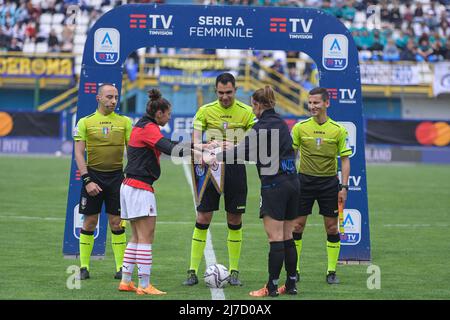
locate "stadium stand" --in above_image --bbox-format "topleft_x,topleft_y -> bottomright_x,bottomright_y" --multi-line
0,0 -> 449,115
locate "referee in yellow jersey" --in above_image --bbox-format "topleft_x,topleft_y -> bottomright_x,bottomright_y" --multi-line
291,87 -> 351,285
73,83 -> 132,280
183,73 -> 256,286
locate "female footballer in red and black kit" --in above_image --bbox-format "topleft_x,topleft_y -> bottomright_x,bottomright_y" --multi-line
214,86 -> 300,297
118,89 -> 202,295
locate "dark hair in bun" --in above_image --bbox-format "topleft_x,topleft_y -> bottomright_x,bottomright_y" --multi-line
146,88 -> 171,117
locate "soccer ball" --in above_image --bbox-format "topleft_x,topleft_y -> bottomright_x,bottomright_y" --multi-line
204,264 -> 230,288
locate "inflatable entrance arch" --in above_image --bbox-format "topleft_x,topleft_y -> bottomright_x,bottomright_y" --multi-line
63,4 -> 371,262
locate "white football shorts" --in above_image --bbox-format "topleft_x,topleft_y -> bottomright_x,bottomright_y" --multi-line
120,184 -> 157,220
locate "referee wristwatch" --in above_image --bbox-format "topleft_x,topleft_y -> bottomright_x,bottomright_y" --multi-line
340,184 -> 349,191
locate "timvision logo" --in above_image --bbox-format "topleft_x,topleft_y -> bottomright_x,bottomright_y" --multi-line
128,14 -> 174,36
269,17 -> 313,39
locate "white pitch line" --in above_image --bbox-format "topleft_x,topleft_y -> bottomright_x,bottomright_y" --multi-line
182,161 -> 225,301
0,215 -> 448,229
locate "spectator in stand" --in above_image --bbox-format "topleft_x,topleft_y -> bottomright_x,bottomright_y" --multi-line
438,20 -> 450,39
369,30 -> 384,59
341,0 -> 356,22
414,2 -> 424,22
7,37 -> 21,51
390,4 -> 402,29
442,39 -> 450,60
269,58 -> 285,85
383,38 -> 400,61
286,50 -> 299,71
48,29 -> 59,52
396,27 -> 414,49
414,20 -> 431,38
417,36 -> 436,62
380,2 -> 390,23
400,39 -> 417,61
34,23 -> 48,43
25,20 -> 36,42
402,3 -> 414,25
12,21 -> 25,43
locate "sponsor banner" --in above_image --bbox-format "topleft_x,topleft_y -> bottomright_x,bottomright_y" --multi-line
433,62 -> 450,96
0,137 -> 62,154
159,57 -> 227,86
0,55 -> 74,78
0,111 -> 60,137
367,119 -> 450,147
360,63 -> 421,85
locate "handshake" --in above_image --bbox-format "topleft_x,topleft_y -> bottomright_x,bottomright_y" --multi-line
192,140 -> 235,166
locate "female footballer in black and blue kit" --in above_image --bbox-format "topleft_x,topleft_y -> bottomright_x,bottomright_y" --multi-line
214,86 -> 300,297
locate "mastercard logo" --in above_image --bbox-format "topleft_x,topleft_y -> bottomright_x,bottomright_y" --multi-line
0,112 -> 14,137
415,121 -> 450,147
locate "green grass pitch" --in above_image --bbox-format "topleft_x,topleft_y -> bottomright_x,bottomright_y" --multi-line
0,156 -> 449,300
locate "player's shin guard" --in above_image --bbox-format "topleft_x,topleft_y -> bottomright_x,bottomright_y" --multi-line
122,242 -> 137,283
326,233 -> 341,273
268,241 -> 285,292
293,232 -> 303,273
189,223 -> 209,274
283,238 -> 297,287
227,223 -> 242,272
111,228 -> 127,272
79,229 -> 94,270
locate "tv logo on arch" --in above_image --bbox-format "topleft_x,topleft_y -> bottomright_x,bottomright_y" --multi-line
269,17 -> 313,39
129,14 -> 174,36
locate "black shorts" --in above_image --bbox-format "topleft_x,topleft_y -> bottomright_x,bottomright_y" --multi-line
79,168 -> 124,216
196,164 -> 247,214
298,173 -> 339,217
260,175 -> 300,221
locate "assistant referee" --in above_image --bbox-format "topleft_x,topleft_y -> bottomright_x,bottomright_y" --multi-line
73,83 -> 132,280
291,87 -> 351,285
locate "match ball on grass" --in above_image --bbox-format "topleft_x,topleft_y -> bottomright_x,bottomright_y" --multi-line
204,264 -> 230,288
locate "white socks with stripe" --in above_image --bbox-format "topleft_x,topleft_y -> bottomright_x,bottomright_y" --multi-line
121,242 -> 137,283
136,243 -> 152,289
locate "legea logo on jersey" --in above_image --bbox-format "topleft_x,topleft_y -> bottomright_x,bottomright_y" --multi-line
73,204 -> 100,240
338,121 -> 356,157
322,34 -> 348,71
94,28 -> 120,65
269,17 -> 313,39
189,16 -> 253,38
340,209 -> 361,245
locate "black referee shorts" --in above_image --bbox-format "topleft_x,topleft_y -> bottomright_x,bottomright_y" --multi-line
79,168 -> 124,216
260,174 -> 300,221
298,173 -> 339,218
196,163 -> 247,214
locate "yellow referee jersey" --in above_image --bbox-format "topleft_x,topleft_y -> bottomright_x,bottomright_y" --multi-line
193,99 -> 256,143
73,110 -> 132,172
291,117 -> 352,177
